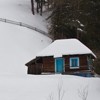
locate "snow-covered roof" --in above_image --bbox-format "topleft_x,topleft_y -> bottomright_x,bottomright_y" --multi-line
37,39 -> 96,58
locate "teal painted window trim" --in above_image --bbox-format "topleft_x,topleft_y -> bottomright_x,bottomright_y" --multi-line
70,57 -> 79,69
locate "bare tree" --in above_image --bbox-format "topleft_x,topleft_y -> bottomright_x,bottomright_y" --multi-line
48,93 -> 54,100
57,81 -> 65,100
31,0 -> 34,14
35,0 -> 43,15
48,80 -> 65,100
78,85 -> 88,100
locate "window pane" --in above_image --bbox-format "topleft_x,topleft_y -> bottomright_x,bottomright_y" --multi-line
75,59 -> 78,66
72,59 -> 74,67
70,57 -> 79,67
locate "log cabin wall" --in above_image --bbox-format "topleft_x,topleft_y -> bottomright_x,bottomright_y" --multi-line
42,57 -> 55,72
27,55 -> 89,74
27,63 -> 42,74
27,64 -> 36,74
64,55 -> 88,72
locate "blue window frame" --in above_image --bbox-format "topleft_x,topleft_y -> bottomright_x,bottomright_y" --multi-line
70,57 -> 79,69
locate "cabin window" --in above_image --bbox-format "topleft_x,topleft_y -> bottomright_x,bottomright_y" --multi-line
70,57 -> 79,69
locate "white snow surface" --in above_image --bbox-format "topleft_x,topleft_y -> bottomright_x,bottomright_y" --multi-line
0,0 -> 52,74
0,0 -> 48,32
0,22 -> 51,74
0,74 -> 100,100
0,1 -> 100,100
37,39 -> 96,58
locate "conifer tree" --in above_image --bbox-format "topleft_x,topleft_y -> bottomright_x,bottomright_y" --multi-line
49,0 -> 100,49
49,0 -> 79,39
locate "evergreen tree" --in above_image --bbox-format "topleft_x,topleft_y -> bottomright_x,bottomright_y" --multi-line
49,0 -> 83,39
79,0 -> 100,49
49,0 -> 100,50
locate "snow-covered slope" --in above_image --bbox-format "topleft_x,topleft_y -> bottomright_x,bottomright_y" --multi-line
0,22 -> 51,74
0,0 -> 48,32
0,1 -> 100,100
0,0 -> 52,74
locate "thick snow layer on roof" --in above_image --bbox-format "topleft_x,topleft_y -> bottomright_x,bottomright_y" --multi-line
37,39 -> 96,58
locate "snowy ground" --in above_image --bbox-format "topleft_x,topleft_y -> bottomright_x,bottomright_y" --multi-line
0,74 -> 100,100
0,0 -> 52,74
0,0 -> 100,100
0,0 -> 48,32
0,22 -> 51,74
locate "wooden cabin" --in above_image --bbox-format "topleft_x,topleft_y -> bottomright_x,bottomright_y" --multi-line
25,39 -> 96,75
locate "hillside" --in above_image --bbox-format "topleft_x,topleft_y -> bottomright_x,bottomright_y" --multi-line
0,0 -> 52,74
0,22 -> 51,74
0,0 -> 48,32
0,1 -> 100,100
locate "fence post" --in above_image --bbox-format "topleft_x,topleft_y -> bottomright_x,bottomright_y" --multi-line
4,19 -> 6,22
0,18 -> 50,38
20,22 -> 22,26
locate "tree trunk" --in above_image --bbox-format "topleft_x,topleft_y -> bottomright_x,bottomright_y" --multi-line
40,0 -> 43,15
31,0 -> 34,15
37,2 -> 39,13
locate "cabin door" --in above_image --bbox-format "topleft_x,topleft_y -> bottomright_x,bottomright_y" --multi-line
55,58 -> 64,73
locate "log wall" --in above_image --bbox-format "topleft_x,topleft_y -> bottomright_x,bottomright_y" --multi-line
42,57 -> 55,72
27,55 -> 89,74
64,55 -> 88,72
